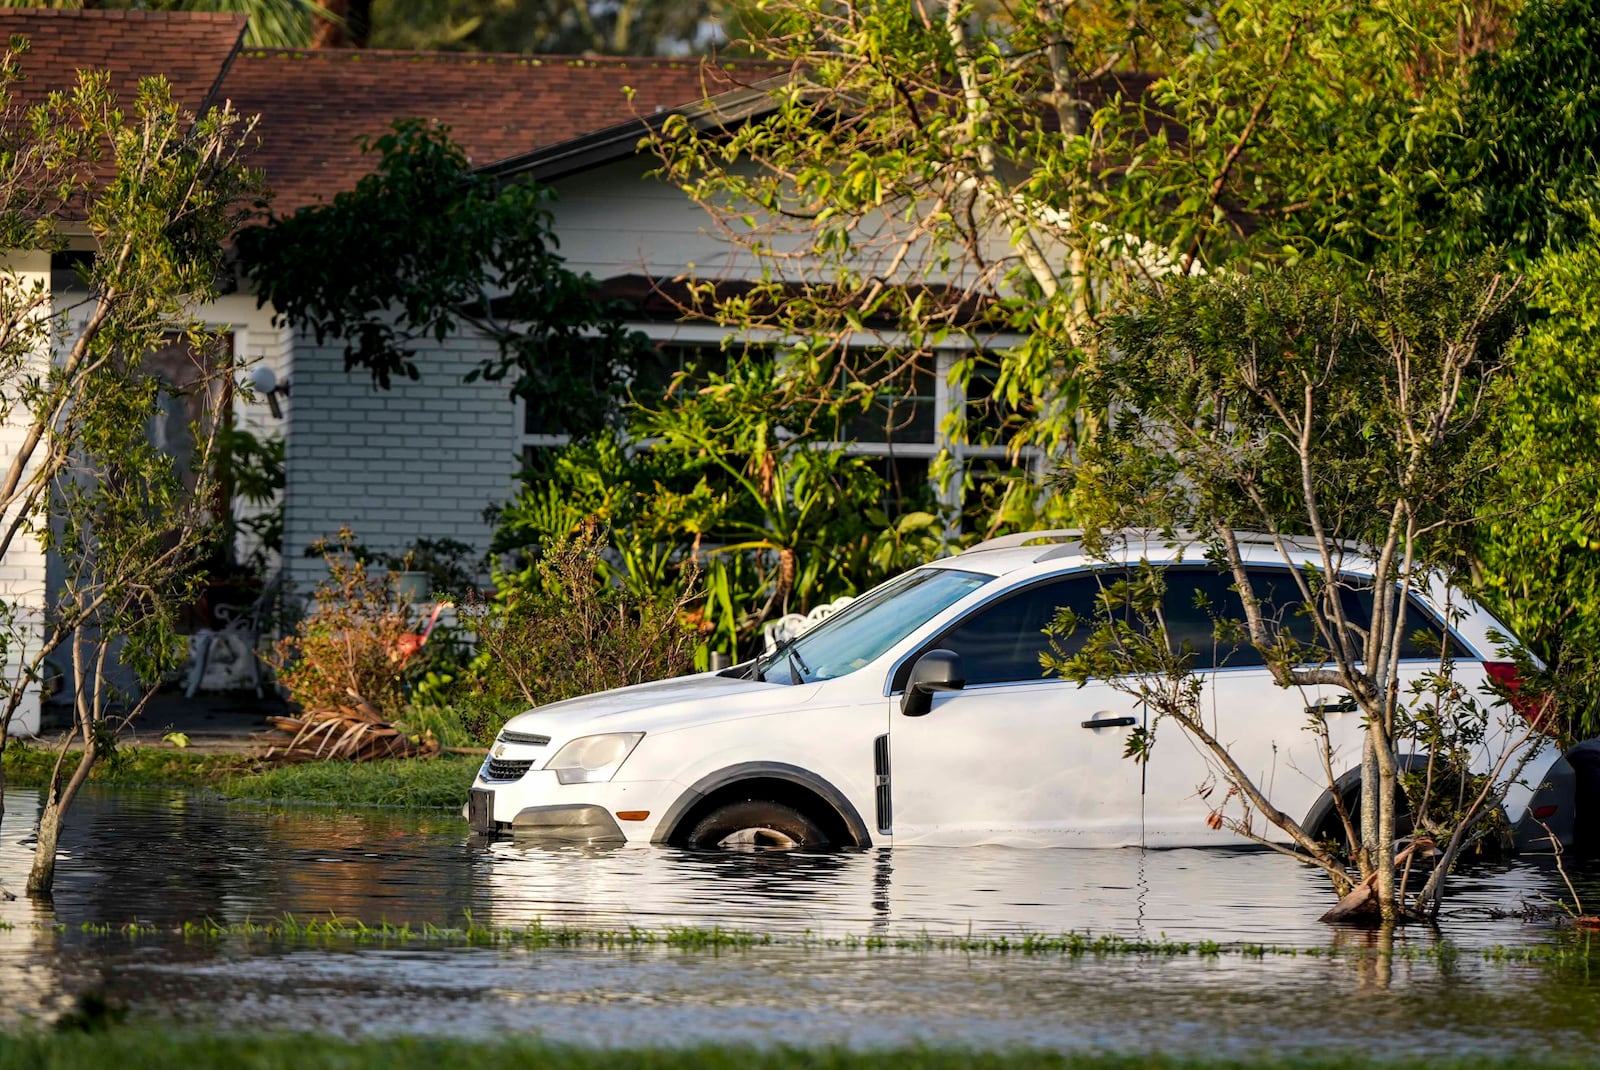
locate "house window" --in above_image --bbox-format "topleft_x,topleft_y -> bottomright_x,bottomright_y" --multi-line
838,355 -> 938,446
516,334 -> 1043,529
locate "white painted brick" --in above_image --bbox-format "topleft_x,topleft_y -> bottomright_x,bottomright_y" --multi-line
284,327 -> 516,594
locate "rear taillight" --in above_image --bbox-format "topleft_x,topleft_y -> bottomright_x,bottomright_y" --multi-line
1483,661 -> 1546,723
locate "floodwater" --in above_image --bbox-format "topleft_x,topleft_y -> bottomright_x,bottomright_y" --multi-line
4,788 -> 1600,1057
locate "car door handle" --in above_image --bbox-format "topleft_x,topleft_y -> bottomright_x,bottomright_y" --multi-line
1305,696 -> 1358,715
1081,715 -> 1137,729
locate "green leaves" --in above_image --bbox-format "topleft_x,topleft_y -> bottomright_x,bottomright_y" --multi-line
1451,0 -> 1600,260
492,354 -> 941,657
1476,237 -> 1600,734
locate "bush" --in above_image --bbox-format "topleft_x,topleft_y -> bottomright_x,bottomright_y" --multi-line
468,528 -> 700,710
270,530 -> 417,715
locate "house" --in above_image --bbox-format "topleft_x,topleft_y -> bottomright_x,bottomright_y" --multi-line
0,9 -> 1028,732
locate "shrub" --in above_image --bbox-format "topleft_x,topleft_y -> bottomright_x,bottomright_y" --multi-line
468,528 -> 700,710
271,530 -> 416,715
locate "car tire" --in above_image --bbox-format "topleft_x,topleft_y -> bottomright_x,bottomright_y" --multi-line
684,800 -> 830,850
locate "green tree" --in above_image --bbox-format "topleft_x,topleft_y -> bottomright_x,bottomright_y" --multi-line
648,0 -> 1507,494
1476,238 -> 1600,734
1454,0 -> 1600,260
0,50 -> 259,894
1055,258 -> 1528,923
238,120 -> 648,439
1442,0 -> 1600,735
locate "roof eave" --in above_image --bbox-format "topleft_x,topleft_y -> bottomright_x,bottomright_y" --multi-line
477,74 -> 791,184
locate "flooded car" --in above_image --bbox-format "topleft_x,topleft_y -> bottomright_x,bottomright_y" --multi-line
468,530 -> 1576,851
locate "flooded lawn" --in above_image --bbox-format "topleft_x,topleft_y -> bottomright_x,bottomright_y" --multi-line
5,787 -> 1600,1057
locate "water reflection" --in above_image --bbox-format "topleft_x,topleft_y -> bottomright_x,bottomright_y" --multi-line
0,788 -> 1586,945
0,787 -> 1597,1054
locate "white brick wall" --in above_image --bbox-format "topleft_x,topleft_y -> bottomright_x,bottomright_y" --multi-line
0,251 -> 53,735
282,327 -> 520,596
205,294 -> 294,571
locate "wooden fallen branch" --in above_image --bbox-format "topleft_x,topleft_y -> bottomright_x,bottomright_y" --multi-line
260,689 -> 439,763
1319,838 -> 1437,923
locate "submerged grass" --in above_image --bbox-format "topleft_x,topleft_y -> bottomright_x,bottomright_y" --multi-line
1,743 -> 478,811
2,1032 -> 1598,1070
54,911 -> 1600,966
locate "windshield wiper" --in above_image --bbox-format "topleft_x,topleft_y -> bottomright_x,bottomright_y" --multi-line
787,646 -> 813,685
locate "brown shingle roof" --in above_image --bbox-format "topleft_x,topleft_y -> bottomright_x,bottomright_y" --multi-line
0,9 -> 245,114
219,50 -> 770,212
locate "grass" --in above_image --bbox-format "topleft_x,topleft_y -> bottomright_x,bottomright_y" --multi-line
218,754 -> 479,809
1,744 -> 255,789
44,912 -> 1600,966
1,743 -> 478,811
1,1032 -> 1597,1070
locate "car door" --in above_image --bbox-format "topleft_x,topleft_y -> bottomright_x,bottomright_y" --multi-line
886,572 -> 1147,847
1143,567 -> 1468,847
1140,567 -> 1319,846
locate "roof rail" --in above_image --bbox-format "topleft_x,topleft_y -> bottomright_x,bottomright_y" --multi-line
960,527 -> 1346,559
961,529 -> 1084,554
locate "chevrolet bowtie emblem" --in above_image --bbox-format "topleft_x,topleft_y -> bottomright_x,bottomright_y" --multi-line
494,744 -> 506,758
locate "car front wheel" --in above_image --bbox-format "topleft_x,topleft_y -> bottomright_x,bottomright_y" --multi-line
684,800 -> 830,850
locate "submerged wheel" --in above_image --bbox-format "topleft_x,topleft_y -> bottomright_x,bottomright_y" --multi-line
684,800 -> 830,850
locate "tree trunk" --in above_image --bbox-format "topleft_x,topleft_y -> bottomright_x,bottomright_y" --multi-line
26,797 -> 63,898
1359,728 -> 1379,874
27,743 -> 95,898
1373,726 -> 1400,923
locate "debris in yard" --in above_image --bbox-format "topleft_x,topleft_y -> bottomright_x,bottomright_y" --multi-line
261,690 -> 439,762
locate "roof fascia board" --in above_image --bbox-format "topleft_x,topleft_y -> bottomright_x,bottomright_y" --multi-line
478,74 -> 794,185
195,18 -> 249,119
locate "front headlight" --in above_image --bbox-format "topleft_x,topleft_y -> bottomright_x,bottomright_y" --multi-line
546,733 -> 644,785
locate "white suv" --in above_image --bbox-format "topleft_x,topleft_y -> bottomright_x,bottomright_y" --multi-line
467,531 -> 1576,851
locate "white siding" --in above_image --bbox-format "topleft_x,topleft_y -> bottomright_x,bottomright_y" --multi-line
546,156 -> 1031,291
548,157 -> 749,280
281,328 -> 518,596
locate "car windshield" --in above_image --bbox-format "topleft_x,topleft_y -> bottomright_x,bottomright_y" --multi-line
757,567 -> 991,685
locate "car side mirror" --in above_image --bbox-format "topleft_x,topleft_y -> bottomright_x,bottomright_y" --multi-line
901,649 -> 965,717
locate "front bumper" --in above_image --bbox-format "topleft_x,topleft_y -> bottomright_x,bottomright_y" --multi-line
468,793 -> 626,844
467,770 -> 677,844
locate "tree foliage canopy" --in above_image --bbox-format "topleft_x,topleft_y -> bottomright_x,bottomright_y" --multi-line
1059,257 -> 1528,921
1456,0 -> 1600,259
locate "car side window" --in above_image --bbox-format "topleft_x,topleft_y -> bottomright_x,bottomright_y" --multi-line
1239,567 -> 1462,661
1159,569 -> 1260,670
903,574 -> 1108,688
1338,584 -> 1463,660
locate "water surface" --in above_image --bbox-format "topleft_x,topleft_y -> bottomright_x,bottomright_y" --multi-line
2,788 -> 1598,1057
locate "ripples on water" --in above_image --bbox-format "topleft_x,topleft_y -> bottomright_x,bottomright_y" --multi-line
1,788 -> 1599,1056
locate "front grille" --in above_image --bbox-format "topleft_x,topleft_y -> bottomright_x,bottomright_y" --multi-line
484,758 -> 535,782
499,729 -> 550,746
